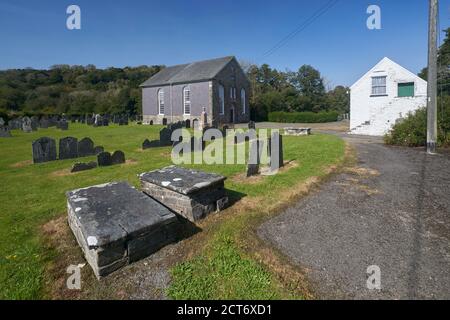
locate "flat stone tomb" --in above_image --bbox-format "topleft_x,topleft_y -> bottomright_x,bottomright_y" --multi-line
67,182 -> 179,278
140,166 -> 228,222
284,127 -> 311,136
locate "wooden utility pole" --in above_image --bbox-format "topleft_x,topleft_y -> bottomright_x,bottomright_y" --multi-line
427,0 -> 438,154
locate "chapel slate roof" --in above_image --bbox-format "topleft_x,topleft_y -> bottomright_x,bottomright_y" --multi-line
140,56 -> 235,87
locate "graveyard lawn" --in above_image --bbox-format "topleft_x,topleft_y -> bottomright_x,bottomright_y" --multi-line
0,123 -> 345,299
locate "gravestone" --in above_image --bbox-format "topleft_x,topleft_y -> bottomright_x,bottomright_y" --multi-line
67,181 -> 179,278
199,110 -> 208,131
22,117 -> 32,133
140,166 -> 228,222
32,137 -> 57,163
94,114 -> 103,127
118,116 -> 128,126
59,137 -> 78,160
268,132 -> 284,172
0,117 -> 4,126
246,139 -> 262,177
59,120 -> 69,131
31,117 -> 39,131
97,152 -> 112,166
78,138 -> 95,157
0,125 -> 11,138
9,118 -> 21,130
111,151 -> 125,165
40,117 -> 49,128
221,125 -> 229,137
190,136 -> 205,152
159,128 -> 172,146
248,121 -> 256,130
142,139 -> 160,150
185,119 -> 191,129
71,161 -> 97,173
94,146 -> 104,155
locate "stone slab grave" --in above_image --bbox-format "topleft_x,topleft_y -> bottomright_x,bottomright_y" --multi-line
67,181 -> 179,278
140,166 -> 228,222
284,127 -> 311,136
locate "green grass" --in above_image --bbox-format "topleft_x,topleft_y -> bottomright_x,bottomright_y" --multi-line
0,123 -> 345,299
167,132 -> 346,300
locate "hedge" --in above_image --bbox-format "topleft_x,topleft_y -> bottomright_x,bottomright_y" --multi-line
268,111 -> 340,123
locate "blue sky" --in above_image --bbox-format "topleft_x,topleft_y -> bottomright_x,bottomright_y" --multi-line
0,0 -> 448,86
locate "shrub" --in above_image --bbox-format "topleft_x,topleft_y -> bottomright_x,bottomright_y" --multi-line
268,111 -> 339,123
384,97 -> 450,147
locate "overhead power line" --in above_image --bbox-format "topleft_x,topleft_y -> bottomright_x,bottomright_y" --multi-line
262,0 -> 340,58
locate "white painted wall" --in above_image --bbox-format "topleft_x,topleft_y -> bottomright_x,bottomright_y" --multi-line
350,57 -> 427,136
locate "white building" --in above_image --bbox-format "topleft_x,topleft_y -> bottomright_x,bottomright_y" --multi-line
350,57 -> 427,136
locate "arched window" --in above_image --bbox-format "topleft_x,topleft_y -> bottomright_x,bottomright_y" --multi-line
241,88 -> 246,114
158,89 -> 165,115
183,86 -> 191,115
218,85 -> 225,115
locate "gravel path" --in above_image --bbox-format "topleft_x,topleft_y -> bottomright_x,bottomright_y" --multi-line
258,134 -> 450,300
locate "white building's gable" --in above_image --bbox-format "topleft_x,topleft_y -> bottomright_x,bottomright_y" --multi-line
350,57 -> 427,136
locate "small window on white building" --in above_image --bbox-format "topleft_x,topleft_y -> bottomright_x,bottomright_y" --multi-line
241,88 -> 246,114
158,89 -> 165,114
183,86 -> 191,115
371,76 -> 387,96
219,85 -> 225,115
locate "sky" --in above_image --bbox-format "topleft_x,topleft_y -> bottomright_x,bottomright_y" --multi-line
0,0 -> 448,87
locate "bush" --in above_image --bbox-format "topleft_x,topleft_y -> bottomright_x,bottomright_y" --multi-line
268,111 -> 339,123
384,97 -> 450,147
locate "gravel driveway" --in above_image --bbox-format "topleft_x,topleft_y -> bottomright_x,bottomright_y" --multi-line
258,134 -> 450,300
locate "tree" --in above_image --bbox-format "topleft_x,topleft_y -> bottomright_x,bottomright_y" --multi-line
326,86 -> 350,113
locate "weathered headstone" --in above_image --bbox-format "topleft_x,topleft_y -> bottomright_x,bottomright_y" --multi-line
111,151 -> 125,165
71,161 -> 97,173
59,137 -> 78,160
159,128 -> 172,146
22,117 -> 32,133
59,120 -> 69,131
30,116 -> 39,130
199,110 -> 208,131
246,139 -> 262,177
94,114 -> 103,127
268,132 -> 284,172
78,138 -> 95,157
94,146 -> 104,155
97,152 -> 112,166
142,139 -> 160,150
0,117 -> 4,126
0,125 -> 11,138
248,121 -> 256,130
185,119 -> 191,128
39,117 -> 49,128
32,137 -> 57,163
